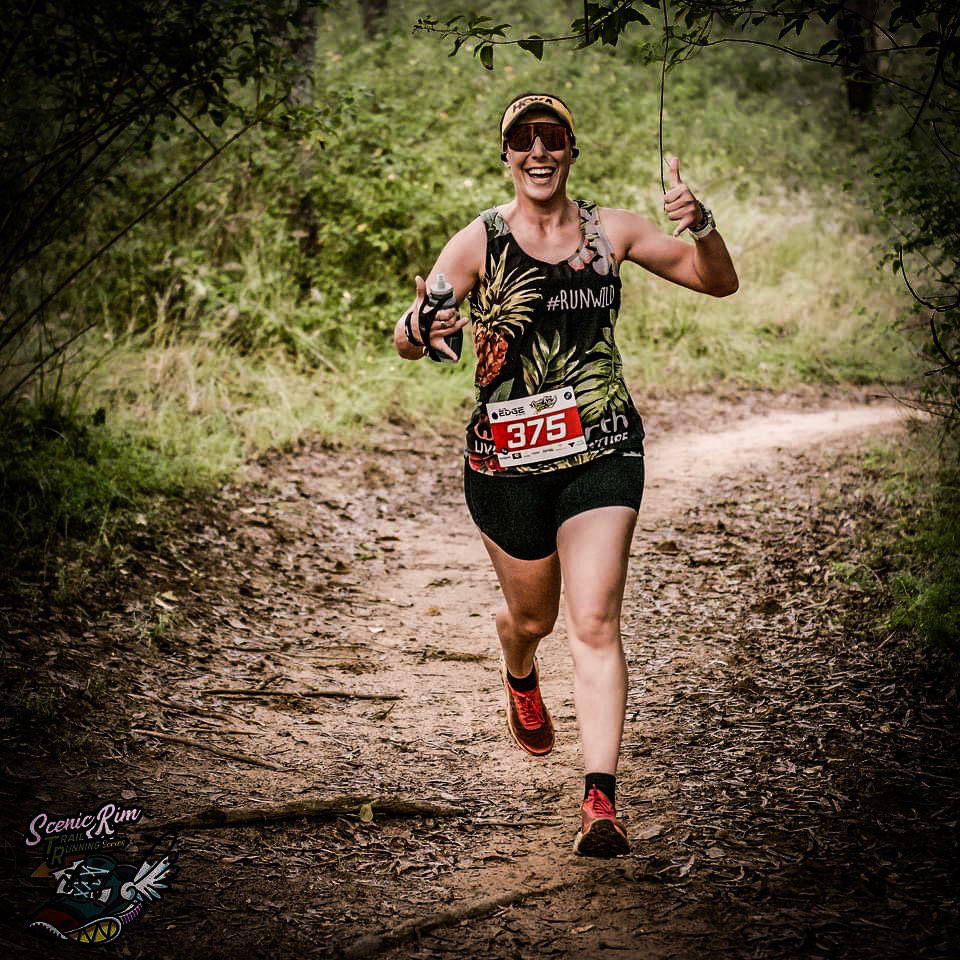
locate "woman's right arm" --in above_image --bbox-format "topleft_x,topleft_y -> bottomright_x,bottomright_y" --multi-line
393,217 -> 486,360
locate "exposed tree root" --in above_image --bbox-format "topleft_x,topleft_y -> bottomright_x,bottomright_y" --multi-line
131,728 -> 286,771
341,878 -> 577,959
202,688 -> 403,701
155,796 -> 467,831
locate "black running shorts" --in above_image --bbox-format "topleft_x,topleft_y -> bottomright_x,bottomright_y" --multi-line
463,451 -> 645,561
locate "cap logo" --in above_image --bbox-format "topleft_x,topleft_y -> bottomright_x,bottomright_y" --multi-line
501,94 -> 575,142
509,96 -> 557,116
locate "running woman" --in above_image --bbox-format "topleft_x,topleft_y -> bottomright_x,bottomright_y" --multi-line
393,92 -> 738,857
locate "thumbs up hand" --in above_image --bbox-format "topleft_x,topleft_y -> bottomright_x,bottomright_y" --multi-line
663,156 -> 704,238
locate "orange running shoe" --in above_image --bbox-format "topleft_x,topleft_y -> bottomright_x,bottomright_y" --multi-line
573,787 -> 630,857
500,658 -> 555,756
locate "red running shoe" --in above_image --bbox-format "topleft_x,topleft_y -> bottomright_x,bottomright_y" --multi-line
500,658 -> 554,756
573,787 -> 630,857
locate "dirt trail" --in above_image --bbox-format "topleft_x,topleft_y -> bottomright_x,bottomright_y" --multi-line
4,394 -> 957,960
642,404 -> 905,518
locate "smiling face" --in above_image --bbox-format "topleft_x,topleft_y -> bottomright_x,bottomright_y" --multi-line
504,109 -> 575,205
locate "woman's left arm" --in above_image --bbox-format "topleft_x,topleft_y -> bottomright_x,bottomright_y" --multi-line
602,157 -> 739,298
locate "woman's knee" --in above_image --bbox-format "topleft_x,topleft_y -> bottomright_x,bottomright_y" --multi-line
567,608 -> 621,650
500,605 -> 557,641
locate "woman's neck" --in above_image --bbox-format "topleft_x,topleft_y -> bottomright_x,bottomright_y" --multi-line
505,194 -> 577,234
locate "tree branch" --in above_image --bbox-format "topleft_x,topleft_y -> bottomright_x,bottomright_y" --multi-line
906,26 -> 949,136
898,245 -> 960,313
929,311 -> 960,370
718,4 -> 903,49
415,0 -> 636,49
700,36 -> 926,98
0,0 -> 39,86
0,113 -> 270,408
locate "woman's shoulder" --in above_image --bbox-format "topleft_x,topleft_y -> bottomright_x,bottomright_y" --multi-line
476,204 -> 512,238
594,205 -> 656,225
576,200 -> 629,234
594,206 -> 658,239
444,216 -> 487,252
589,207 -> 661,267
439,215 -> 488,250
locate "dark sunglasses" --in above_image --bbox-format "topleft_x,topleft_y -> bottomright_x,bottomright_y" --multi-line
504,122 -> 570,153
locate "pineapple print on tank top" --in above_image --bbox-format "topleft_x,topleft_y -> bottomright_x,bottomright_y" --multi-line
465,200 -> 645,475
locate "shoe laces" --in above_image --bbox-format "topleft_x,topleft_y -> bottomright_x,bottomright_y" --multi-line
512,687 -> 545,728
586,787 -> 616,818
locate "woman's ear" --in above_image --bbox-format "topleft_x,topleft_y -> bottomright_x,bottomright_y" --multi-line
571,146 -> 580,160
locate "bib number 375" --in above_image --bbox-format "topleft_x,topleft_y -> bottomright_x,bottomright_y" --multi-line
487,387 -> 587,466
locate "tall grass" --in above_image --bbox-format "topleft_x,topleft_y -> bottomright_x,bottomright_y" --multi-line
853,429 -> 960,684
619,184 -> 916,389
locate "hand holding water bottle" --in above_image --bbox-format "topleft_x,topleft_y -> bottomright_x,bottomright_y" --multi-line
412,273 -> 467,363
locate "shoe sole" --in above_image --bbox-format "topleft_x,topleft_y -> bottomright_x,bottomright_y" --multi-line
573,819 -> 630,858
501,663 -> 554,756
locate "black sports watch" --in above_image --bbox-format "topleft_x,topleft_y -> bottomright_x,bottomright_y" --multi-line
690,203 -> 716,240
403,308 -> 423,348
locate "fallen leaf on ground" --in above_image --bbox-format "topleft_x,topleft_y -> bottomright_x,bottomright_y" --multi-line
635,822 -> 667,840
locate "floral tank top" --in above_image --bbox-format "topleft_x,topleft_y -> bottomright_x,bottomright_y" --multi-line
465,200 -> 645,475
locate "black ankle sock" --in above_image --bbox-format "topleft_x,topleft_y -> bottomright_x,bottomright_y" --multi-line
584,772 -> 617,805
506,664 -> 537,692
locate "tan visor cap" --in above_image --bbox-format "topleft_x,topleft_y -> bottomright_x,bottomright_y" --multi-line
500,94 -> 576,143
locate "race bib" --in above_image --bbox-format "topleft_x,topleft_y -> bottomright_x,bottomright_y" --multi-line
487,387 -> 587,466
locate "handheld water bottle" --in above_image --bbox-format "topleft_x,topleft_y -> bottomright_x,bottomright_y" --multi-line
423,273 -> 461,364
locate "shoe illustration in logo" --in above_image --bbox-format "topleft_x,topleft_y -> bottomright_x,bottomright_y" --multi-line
530,396 -> 558,413
28,844 -> 177,945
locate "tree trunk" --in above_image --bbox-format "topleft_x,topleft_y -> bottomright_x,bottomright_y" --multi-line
360,0 -> 388,39
287,1 -> 318,108
836,0 -> 879,113
286,1 -> 320,286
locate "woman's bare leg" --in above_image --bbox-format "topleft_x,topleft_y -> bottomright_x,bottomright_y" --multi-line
478,532 -> 561,677
556,506 -> 637,774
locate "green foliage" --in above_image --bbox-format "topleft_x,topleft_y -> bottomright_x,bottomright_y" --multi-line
418,0 -> 960,421
851,428 -> 960,682
83,1 -> 910,372
875,134 -> 960,422
1,0 -> 328,407
0,0 -> 927,570
885,454 -> 960,678
0,403 -> 205,567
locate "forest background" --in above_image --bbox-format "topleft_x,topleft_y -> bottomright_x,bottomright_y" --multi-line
1,0 -> 957,683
